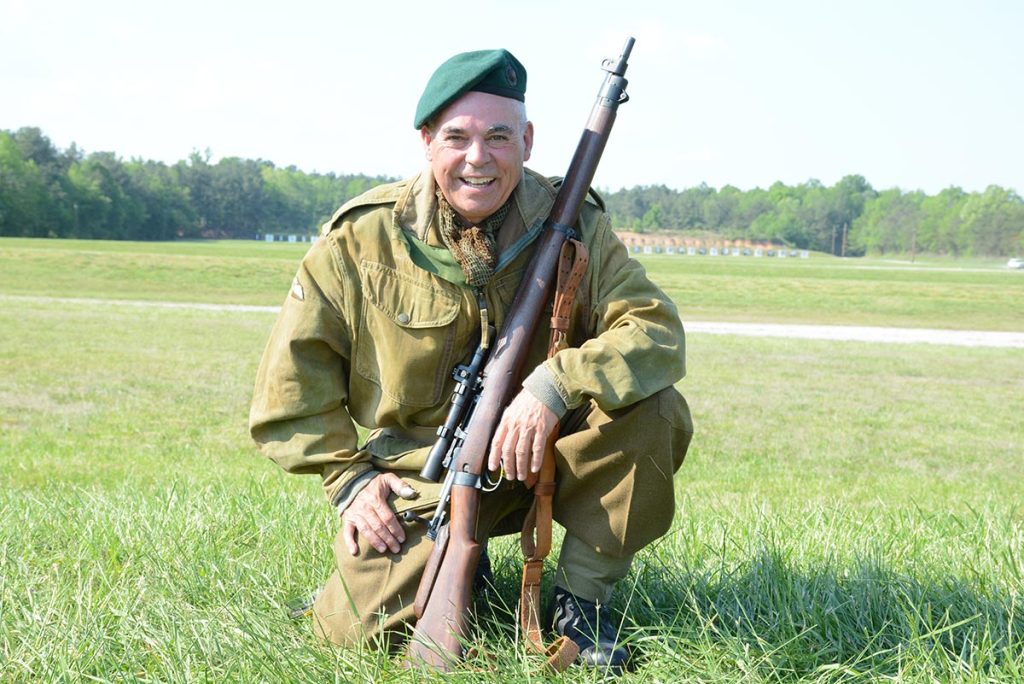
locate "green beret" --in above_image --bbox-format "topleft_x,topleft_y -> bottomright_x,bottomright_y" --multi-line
414,49 -> 527,129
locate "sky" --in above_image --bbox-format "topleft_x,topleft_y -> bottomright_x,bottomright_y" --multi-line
2,0 -> 1021,195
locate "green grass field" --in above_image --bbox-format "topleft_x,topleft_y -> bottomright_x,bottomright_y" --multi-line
1,237 -> 1023,682
3,237 -> 1023,330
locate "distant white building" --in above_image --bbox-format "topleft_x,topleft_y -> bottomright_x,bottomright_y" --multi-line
262,234 -> 317,244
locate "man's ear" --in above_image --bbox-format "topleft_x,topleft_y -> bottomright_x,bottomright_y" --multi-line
420,127 -> 433,160
523,121 -> 534,162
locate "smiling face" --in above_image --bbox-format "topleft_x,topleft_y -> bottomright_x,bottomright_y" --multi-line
421,91 -> 534,225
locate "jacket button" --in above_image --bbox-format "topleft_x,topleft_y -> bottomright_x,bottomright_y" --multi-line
397,312 -> 411,324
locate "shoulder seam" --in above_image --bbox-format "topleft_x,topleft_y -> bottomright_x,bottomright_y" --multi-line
322,181 -> 407,235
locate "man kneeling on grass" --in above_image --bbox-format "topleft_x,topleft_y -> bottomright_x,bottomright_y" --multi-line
249,47 -> 692,674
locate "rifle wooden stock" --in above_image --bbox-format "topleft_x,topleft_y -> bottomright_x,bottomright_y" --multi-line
413,524 -> 449,619
405,486 -> 480,669
405,38 -> 635,670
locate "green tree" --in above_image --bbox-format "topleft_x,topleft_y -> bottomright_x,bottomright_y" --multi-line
125,160 -> 195,240
918,187 -> 968,256
960,186 -> 1024,256
750,196 -> 804,246
850,189 -> 925,256
9,127 -> 75,234
0,132 -> 50,236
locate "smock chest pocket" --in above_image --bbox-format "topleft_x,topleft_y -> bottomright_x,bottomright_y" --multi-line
355,261 -> 461,407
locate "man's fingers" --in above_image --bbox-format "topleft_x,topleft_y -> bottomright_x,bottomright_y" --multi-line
491,390 -> 559,480
373,500 -> 406,548
515,431 -> 532,481
342,520 -> 360,556
360,523 -> 389,554
502,431 -> 520,481
352,509 -> 401,555
362,491 -> 404,552
381,472 -> 418,500
340,474 -> 411,555
488,421 -> 508,472
531,428 -> 549,474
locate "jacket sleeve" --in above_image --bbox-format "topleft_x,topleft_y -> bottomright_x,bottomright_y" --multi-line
248,236 -> 373,505
532,212 -> 686,413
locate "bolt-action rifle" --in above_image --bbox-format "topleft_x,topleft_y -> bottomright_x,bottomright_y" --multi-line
405,38 -> 636,670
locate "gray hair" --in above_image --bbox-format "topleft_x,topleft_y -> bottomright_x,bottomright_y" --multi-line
425,100 -> 529,136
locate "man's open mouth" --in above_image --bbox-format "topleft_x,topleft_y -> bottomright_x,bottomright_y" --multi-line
461,177 -> 495,187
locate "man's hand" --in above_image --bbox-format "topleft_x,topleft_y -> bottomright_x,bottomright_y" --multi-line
341,473 -> 417,556
488,390 -> 558,482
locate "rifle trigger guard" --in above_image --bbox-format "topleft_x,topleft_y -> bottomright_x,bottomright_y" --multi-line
482,469 -> 503,492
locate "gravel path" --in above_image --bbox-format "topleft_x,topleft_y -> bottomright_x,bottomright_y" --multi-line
1,294 -> 280,314
686,321 -> 1024,348
5,294 -> 1024,348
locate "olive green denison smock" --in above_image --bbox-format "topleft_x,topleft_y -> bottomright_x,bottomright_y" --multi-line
249,167 -> 692,643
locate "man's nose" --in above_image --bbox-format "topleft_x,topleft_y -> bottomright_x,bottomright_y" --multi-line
465,137 -> 489,165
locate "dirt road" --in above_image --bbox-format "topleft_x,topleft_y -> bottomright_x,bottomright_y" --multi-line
5,295 -> 1023,348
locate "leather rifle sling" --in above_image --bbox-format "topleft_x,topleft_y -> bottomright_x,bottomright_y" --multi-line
519,237 -> 589,672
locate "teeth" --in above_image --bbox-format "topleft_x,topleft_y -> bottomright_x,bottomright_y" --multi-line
463,178 -> 494,186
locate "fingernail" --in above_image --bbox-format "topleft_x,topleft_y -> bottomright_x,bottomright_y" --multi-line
398,485 -> 417,499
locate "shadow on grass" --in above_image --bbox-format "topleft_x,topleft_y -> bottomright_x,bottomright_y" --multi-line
615,549 -> 1024,680
260,525 -> 1023,680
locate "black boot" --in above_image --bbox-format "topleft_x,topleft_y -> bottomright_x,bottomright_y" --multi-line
549,588 -> 629,673
473,543 -> 494,594
471,544 -> 497,620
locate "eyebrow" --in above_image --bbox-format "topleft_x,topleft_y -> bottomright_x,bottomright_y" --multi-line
439,124 -> 516,136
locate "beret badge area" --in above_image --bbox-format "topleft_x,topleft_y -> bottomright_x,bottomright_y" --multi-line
505,60 -> 518,87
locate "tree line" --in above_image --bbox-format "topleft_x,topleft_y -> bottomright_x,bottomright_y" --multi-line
0,127 -> 394,241
2,127 -> 1021,256
603,178 -> 1023,257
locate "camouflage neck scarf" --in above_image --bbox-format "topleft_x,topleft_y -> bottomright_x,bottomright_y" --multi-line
435,191 -> 512,288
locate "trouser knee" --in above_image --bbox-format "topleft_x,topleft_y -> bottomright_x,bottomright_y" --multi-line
552,386 -> 693,558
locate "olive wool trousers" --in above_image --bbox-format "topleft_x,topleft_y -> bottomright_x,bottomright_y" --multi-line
312,386 -> 692,646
